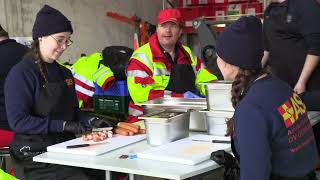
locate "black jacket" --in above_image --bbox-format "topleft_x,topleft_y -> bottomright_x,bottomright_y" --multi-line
263,0 -> 320,90
0,39 -> 29,130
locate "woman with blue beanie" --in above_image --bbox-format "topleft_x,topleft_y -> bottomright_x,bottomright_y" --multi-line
262,0 -> 320,161
4,5 -> 108,179
216,16 -> 318,180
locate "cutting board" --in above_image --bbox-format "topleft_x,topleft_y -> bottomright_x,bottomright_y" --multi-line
137,135 -> 231,165
47,134 -> 146,156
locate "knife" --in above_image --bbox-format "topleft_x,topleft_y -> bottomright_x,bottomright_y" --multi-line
212,140 -> 231,144
191,139 -> 231,144
66,141 -> 108,149
66,144 -> 91,148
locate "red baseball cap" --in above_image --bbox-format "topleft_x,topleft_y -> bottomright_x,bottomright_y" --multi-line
157,9 -> 183,26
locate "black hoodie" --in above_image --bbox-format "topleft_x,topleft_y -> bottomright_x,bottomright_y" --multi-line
0,39 -> 29,130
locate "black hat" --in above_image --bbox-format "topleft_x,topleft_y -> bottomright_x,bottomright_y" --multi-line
216,16 -> 263,70
0,24 -> 9,37
32,5 -> 73,39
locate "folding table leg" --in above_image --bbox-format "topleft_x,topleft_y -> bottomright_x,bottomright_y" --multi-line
105,170 -> 111,180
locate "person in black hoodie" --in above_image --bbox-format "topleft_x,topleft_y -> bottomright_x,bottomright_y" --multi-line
0,25 -> 28,147
262,0 -> 320,157
4,5 -> 109,180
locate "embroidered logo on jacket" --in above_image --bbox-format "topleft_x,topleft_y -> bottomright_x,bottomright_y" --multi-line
65,78 -> 74,86
277,93 -> 306,128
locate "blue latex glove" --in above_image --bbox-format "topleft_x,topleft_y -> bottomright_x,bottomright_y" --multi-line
183,91 -> 201,98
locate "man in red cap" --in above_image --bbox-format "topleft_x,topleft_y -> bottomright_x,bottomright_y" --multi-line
126,8 -> 217,122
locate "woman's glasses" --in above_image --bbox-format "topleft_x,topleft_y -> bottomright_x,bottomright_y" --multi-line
51,36 -> 73,47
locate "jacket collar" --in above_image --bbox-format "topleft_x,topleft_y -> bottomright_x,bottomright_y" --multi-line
149,34 -> 190,64
0,38 -> 16,45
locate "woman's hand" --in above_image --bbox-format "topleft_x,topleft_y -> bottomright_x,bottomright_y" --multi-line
88,117 -> 115,128
63,121 -> 91,135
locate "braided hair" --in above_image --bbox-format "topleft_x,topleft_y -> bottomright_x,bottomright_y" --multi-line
30,39 -> 48,83
226,68 -> 269,136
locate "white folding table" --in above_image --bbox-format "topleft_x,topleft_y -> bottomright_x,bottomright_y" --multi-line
34,139 -> 221,180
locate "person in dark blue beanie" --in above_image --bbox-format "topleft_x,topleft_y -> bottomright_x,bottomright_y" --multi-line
32,4 -> 73,40
263,0 -> 320,160
216,16 -> 318,180
216,16 -> 263,71
4,4 -> 108,180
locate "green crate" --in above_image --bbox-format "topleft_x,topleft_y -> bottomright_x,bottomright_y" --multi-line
93,95 -> 130,116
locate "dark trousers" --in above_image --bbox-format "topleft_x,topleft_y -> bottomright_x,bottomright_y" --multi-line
300,91 -> 320,111
300,91 -> 320,157
270,171 -> 317,180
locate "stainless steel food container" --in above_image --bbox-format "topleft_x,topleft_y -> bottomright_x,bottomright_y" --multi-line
138,110 -> 190,146
138,97 -> 207,113
201,110 -> 234,136
205,81 -> 234,111
189,111 -> 207,132
139,97 -> 207,132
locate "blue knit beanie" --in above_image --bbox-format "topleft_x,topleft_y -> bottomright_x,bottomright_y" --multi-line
32,5 -> 73,39
216,16 -> 263,70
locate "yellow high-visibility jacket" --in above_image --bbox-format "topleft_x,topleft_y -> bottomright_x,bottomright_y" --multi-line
70,53 -> 115,107
126,34 -> 217,119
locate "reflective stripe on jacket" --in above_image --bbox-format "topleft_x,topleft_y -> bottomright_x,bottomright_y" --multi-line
127,34 -> 217,105
71,53 -> 115,107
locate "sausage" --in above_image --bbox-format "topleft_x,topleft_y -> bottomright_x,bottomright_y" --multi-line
107,131 -> 113,138
87,134 -> 93,140
117,122 -> 138,133
81,128 -> 115,142
118,122 -> 140,130
117,122 -> 139,133
93,136 -> 100,142
115,127 -> 129,136
138,129 -> 146,134
82,135 -> 89,141
100,133 -> 107,139
81,130 -> 115,142
92,133 -> 99,139
100,135 -> 106,141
